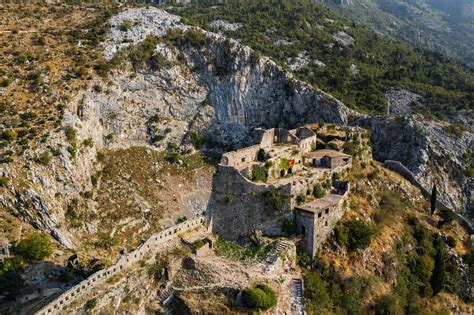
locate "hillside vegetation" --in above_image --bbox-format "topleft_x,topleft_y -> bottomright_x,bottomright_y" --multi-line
319,0 -> 474,68
167,0 -> 473,120
300,136 -> 473,313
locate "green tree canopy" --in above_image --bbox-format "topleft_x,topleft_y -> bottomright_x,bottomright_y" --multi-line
16,232 -> 52,262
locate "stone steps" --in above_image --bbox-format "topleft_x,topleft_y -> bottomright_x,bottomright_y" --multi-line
291,278 -> 305,315
263,240 -> 293,272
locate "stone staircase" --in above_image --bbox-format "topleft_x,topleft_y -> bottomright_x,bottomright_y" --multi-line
263,240 -> 293,272
290,278 -> 305,315
159,285 -> 174,305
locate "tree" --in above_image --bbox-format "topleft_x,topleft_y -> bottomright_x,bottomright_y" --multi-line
16,232 -> 52,262
430,184 -> 437,215
415,254 -> 435,296
438,208 -> 455,227
242,284 -> 277,310
0,256 -> 25,299
304,272 -> 330,313
431,242 -> 447,295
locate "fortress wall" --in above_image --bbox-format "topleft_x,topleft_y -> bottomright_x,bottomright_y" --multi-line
36,216 -> 210,315
220,145 -> 260,168
211,165 -> 293,239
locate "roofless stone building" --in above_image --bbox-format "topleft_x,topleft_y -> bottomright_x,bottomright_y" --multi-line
211,126 -> 351,257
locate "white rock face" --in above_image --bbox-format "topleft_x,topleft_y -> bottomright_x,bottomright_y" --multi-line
209,19 -> 243,31
332,31 -> 355,46
384,88 -> 422,116
287,51 -> 311,71
104,8 -> 187,60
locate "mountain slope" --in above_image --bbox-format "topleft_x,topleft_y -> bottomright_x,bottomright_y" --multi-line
316,0 -> 474,68
166,0 -> 474,120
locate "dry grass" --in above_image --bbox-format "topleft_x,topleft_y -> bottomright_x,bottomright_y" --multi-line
0,1 -> 122,158
78,147 -> 214,258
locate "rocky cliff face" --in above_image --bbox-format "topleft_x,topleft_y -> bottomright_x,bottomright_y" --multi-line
0,8 -> 351,248
1,7 -> 471,250
356,115 -> 473,219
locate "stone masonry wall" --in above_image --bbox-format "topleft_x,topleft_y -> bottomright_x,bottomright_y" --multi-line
210,165 -> 292,240
36,216 -> 210,315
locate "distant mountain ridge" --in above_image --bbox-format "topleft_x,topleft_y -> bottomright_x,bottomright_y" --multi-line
316,0 -> 474,67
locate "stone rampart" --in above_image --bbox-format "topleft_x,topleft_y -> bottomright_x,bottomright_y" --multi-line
36,216 -> 210,315
220,144 -> 260,168
211,165 -> 293,239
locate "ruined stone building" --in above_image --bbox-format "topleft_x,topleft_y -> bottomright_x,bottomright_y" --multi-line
295,181 -> 349,257
211,126 -> 351,256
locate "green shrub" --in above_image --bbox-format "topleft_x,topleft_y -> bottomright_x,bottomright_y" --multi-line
439,208 -> 455,227
281,217 -> 297,236
164,127 -> 172,134
0,130 -> 17,142
82,137 -> 93,148
189,130 -> 205,149
16,232 -> 52,262
151,135 -> 165,143
374,294 -> 404,314
251,164 -> 268,182
1,77 -> 12,87
86,298 -> 97,310
119,20 -> 132,32
36,151 -> 52,165
215,238 -> 270,262
337,220 -> 375,251
242,284 -> 277,310
0,256 -> 25,299
262,190 -> 286,211
225,194 -> 234,205
313,183 -> 326,198
446,236 -> 456,248
296,194 -> 306,205
0,176 -> 9,187
165,151 -> 183,163
304,272 -> 330,314
192,240 -> 205,249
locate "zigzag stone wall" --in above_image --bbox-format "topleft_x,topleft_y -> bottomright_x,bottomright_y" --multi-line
36,216 -> 210,315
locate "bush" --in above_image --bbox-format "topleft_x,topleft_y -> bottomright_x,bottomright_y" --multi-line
242,284 -> 277,310
36,151 -> 52,165
296,194 -> 306,205
251,164 -> 268,182
446,236 -> 456,248
337,220 -> 375,251
0,256 -> 25,299
0,130 -> 17,142
313,183 -> 326,198
0,176 -> 9,187
86,298 -> 97,310
262,190 -> 286,211
374,294 -> 404,315
189,130 -> 205,149
119,20 -> 132,32
281,217 -> 297,236
16,232 -> 52,262
304,272 -> 330,313
439,208 -> 455,227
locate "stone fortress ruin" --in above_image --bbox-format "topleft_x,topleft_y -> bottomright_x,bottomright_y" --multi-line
212,125 -> 352,257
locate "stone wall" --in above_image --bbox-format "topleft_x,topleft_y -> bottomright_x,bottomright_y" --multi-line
220,145 -> 260,168
36,216 -> 210,315
210,165 -> 293,240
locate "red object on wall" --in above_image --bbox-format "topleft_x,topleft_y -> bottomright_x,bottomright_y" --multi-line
288,159 -> 295,166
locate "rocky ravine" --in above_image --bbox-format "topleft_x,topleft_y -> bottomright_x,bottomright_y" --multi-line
1,7 -> 471,250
